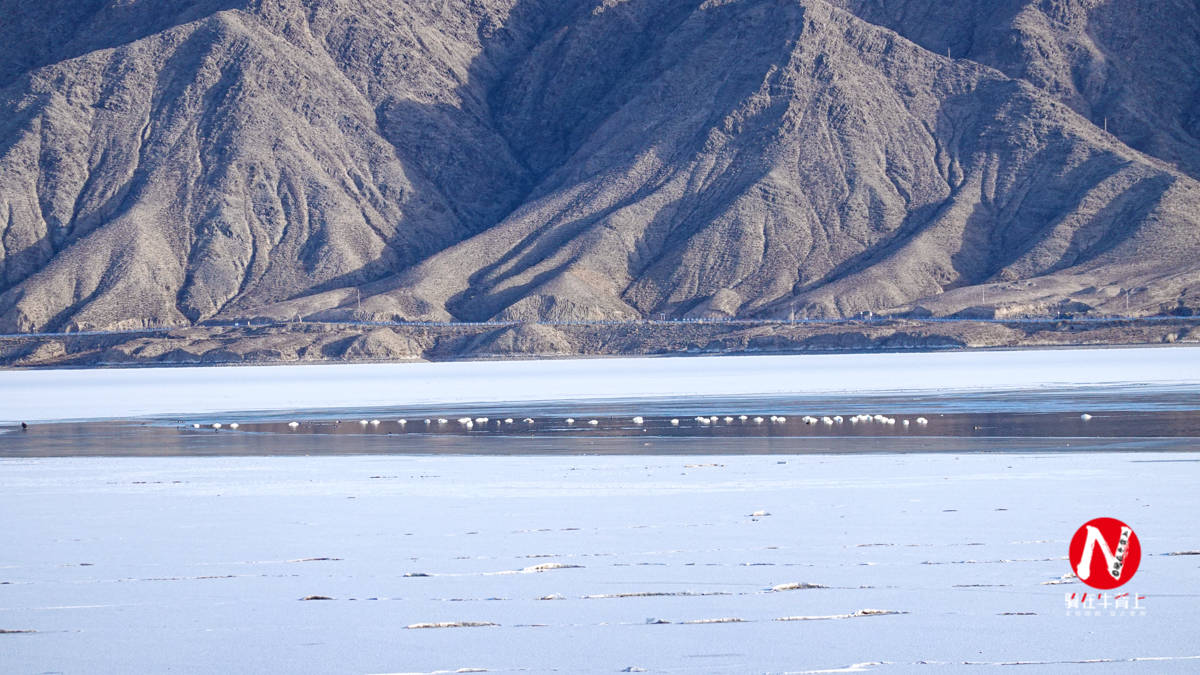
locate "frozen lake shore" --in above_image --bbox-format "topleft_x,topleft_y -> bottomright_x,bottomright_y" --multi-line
3,346 -> 1197,672
2,345 -> 1198,423
2,451 -> 1198,673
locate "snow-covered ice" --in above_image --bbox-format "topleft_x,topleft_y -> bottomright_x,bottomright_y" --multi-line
2,452 -> 1198,673
2,346 -> 1198,423
3,347 -> 1198,672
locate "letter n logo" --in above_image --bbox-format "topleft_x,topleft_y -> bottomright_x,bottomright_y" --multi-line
1069,517 -> 1141,590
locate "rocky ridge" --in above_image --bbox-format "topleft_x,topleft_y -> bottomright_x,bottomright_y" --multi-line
1,0 -> 1198,348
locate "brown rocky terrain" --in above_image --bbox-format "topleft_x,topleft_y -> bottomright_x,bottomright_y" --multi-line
1,316 -> 1197,368
1,0 -> 1198,366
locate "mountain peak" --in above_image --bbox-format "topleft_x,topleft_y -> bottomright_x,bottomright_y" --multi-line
2,0 -> 1199,337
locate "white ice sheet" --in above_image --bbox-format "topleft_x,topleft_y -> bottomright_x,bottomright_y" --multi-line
3,346 -> 1199,422
2,452 -> 1198,673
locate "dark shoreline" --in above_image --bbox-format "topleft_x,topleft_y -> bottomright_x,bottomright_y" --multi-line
3,428 -> 1197,458
1,316 -> 1197,369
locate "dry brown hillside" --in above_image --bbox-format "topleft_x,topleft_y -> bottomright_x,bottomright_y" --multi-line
1,0 -> 1198,337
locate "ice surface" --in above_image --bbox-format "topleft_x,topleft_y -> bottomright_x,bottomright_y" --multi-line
3,346 -> 1199,423
2,452 -> 1198,673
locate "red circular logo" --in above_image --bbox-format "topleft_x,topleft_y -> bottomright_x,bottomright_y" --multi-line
1068,517 -> 1140,589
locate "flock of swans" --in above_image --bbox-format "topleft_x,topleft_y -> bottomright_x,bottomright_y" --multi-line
190,413 -> 1099,432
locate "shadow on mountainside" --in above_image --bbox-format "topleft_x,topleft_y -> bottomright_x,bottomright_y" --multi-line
0,0 -> 245,90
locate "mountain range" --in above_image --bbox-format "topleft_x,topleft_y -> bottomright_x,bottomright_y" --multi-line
2,0 -> 1199,336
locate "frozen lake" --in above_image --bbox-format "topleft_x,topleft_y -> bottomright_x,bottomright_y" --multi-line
2,346 -> 1198,423
2,452 -> 1198,673
3,347 -> 1198,672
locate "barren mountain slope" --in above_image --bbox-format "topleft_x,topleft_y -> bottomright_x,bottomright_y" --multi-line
0,0 -> 542,331
1,0 -> 1198,335
267,0 -> 1200,323
830,0 -> 1200,179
